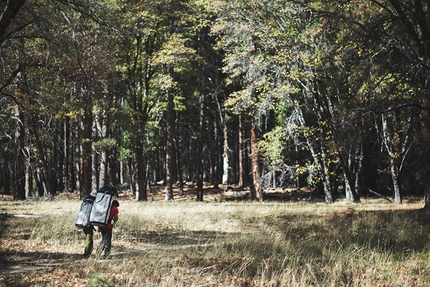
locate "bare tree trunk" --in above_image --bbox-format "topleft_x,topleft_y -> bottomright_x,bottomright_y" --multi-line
196,91 -> 206,201
382,113 -> 402,204
250,116 -> 262,200
80,94 -> 93,198
165,69 -> 175,200
75,144 -> 80,194
136,143 -> 148,201
98,112 -> 107,188
64,116 -> 70,191
25,154 -> 31,198
13,105 -> 25,200
238,113 -> 244,188
212,120 -> 220,189
91,146 -> 98,193
222,121 -> 229,185
0,0 -> 27,45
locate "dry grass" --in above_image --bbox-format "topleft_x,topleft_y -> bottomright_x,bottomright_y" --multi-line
0,192 -> 429,286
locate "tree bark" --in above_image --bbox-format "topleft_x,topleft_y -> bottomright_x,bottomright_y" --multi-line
222,120 -> 230,185
13,105 -> 25,200
80,93 -> 93,198
238,113 -> 244,188
164,68 -> 175,200
381,113 -> 402,204
0,0 -> 27,45
250,115 -> 262,200
196,92 -> 206,201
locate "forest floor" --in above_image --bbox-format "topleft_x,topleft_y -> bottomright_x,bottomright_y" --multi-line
123,183 -> 322,202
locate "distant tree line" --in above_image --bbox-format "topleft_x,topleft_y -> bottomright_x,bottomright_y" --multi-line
0,0 -> 429,206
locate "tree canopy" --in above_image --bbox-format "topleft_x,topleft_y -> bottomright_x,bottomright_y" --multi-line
1,0 -> 429,206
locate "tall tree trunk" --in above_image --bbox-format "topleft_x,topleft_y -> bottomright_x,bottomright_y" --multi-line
238,113 -> 244,188
320,153 -> 333,203
25,158 -> 31,198
80,94 -> 93,198
196,91 -> 206,201
382,113 -> 402,204
57,121 -> 65,192
212,120 -> 220,189
136,142 -> 148,201
75,141 -> 80,194
0,0 -> 27,45
91,146 -> 98,193
250,115 -> 262,200
165,69 -> 175,200
13,106 -> 25,200
222,120 -> 229,185
98,112 -> 107,188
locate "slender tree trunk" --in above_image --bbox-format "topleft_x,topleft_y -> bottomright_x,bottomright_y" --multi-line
98,112 -> 107,188
75,141 -> 81,194
320,159 -> 333,203
57,121 -> 65,192
80,92 -> 93,197
91,146 -> 98,193
382,114 -> 402,204
354,143 -> 363,199
250,115 -> 262,200
25,154 -> 31,198
197,91 -> 206,201
165,69 -> 175,200
212,120 -> 220,189
238,113 -> 244,188
222,121 -> 229,185
136,142 -> 148,201
13,105 -> 25,200
64,115 -> 71,192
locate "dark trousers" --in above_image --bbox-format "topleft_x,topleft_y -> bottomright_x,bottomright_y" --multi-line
99,227 -> 113,257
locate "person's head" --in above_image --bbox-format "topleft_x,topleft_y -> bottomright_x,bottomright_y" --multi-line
112,200 -> 119,207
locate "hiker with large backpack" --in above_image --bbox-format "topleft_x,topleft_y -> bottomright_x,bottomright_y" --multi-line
76,186 -> 118,259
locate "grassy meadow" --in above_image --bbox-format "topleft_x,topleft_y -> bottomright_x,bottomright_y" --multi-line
0,192 -> 430,286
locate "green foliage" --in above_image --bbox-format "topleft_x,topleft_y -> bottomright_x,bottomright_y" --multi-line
257,126 -> 286,166
88,274 -> 113,287
93,138 -> 117,152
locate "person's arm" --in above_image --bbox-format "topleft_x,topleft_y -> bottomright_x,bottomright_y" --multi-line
112,207 -> 119,223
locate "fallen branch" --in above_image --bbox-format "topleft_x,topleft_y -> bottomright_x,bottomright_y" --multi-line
368,189 -> 392,203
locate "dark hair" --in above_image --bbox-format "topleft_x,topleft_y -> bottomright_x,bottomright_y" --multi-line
112,200 -> 119,207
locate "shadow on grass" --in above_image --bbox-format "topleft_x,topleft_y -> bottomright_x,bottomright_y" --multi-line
116,229 -> 231,246
273,207 -> 430,258
0,250 -> 84,273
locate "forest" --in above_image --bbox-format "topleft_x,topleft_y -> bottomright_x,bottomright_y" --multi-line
1,0 -> 429,205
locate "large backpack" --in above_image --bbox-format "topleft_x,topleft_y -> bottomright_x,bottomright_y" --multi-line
89,186 -> 117,226
75,195 -> 96,228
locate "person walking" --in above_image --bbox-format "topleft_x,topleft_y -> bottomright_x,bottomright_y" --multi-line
98,200 -> 119,258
